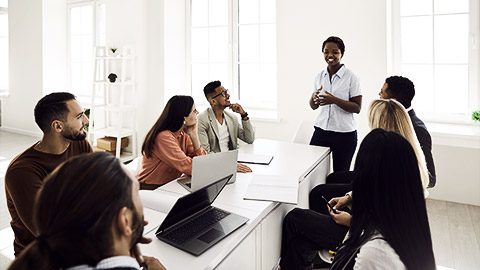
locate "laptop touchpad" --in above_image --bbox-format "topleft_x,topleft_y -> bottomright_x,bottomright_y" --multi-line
198,228 -> 224,243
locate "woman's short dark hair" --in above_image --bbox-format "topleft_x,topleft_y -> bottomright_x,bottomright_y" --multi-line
203,80 -> 222,100
332,129 -> 435,270
322,36 -> 345,56
141,95 -> 195,158
8,152 -> 135,270
34,92 -> 77,133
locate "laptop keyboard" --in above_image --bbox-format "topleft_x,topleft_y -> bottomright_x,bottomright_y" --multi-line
163,208 -> 230,245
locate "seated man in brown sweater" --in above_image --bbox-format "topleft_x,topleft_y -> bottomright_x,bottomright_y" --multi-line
5,92 -> 93,256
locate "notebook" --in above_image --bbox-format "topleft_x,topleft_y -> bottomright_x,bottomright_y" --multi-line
177,150 -> 238,192
237,153 -> 273,165
156,174 -> 249,256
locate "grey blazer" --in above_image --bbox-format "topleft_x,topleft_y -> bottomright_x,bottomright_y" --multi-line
198,107 -> 255,153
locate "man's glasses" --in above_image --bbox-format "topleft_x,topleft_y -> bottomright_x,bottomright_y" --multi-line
211,89 -> 229,99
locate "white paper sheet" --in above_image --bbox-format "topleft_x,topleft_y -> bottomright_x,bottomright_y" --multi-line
139,190 -> 179,213
243,174 -> 298,204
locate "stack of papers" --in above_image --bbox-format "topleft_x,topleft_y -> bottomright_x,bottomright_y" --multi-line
244,174 -> 298,204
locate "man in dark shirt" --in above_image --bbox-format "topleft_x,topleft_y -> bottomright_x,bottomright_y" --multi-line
379,75 -> 436,187
5,92 -> 93,256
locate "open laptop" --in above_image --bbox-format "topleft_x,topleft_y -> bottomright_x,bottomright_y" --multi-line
155,174 -> 249,256
177,150 -> 238,192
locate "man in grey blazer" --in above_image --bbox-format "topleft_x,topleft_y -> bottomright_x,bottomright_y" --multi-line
198,81 -> 255,172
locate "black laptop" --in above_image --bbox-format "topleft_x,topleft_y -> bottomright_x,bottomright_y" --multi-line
155,174 -> 249,256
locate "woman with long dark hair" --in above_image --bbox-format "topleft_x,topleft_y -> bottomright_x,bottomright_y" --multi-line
137,95 -> 206,189
280,129 -> 435,270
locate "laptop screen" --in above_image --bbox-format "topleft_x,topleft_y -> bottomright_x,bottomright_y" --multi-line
157,174 -> 233,232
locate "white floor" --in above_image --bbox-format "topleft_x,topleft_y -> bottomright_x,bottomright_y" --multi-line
0,130 -> 479,270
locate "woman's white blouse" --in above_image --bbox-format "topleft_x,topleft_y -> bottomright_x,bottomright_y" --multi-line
313,65 -> 361,132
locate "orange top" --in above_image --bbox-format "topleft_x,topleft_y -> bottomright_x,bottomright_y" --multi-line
137,130 -> 206,185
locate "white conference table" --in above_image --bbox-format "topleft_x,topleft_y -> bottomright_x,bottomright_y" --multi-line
139,139 -> 330,270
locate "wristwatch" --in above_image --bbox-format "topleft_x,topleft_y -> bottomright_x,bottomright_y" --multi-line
241,112 -> 248,120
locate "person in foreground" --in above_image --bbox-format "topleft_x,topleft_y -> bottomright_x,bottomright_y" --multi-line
280,129 -> 436,270
198,80 -> 254,173
137,95 -> 206,189
5,92 -> 92,256
8,152 -> 165,270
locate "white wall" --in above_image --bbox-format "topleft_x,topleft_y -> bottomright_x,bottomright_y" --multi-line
263,0 -> 386,143
2,0 -> 44,136
42,0 -> 67,95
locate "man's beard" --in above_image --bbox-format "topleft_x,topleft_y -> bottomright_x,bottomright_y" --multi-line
130,209 -> 145,249
62,125 -> 87,141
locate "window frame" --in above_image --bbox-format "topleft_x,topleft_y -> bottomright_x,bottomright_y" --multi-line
389,0 -> 480,125
67,0 -> 105,104
186,0 -> 278,118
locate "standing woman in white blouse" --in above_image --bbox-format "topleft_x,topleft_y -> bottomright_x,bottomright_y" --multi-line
309,36 -> 362,172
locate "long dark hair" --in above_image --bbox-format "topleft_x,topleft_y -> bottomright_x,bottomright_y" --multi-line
8,152 -> 135,270
141,95 -> 194,158
331,129 -> 435,270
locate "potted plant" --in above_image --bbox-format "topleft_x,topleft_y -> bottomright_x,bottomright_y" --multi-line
472,110 -> 480,123
109,47 -> 118,56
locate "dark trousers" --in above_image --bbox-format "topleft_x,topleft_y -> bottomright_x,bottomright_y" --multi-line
279,184 -> 351,270
325,170 -> 355,185
309,127 -> 357,172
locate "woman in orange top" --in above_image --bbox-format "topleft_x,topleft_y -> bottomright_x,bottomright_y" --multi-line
137,95 -> 206,189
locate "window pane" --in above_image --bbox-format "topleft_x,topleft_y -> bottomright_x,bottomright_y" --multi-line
239,25 -> 259,62
70,7 -> 81,35
209,63 -> 229,89
259,63 -> 276,107
400,0 -> 432,16
71,63 -> 81,92
0,0 -> 7,7
81,36 -> 93,61
191,63 -> 209,98
402,64 -> 434,113
80,6 -> 93,35
0,14 -> 7,36
209,26 -> 228,62
71,36 -> 81,61
209,0 -> 228,26
434,14 -> 468,64
0,37 -> 7,89
434,64 -> 468,114
260,0 -> 275,23
260,24 -> 276,63
434,0 -> 468,14
96,3 -> 106,46
191,28 -> 209,62
239,0 -> 259,24
192,0 -> 208,27
401,16 -> 432,64
239,63 -> 260,102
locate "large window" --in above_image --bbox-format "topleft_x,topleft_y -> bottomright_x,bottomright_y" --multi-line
0,0 -> 8,95
68,0 -> 105,104
391,0 -> 479,124
189,0 -> 277,114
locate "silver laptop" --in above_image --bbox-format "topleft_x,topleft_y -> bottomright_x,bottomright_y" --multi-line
156,174 -> 249,256
177,150 -> 238,192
